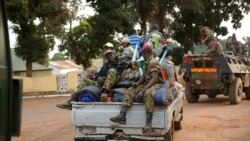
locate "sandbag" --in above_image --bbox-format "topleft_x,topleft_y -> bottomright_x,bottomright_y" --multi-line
77,92 -> 97,102
77,85 -> 103,102
111,88 -> 126,102
154,81 -> 176,106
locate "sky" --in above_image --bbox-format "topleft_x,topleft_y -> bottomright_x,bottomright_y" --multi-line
219,13 -> 250,42
8,8 -> 250,58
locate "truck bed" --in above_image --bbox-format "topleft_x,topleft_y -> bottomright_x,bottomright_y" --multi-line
71,89 -> 184,140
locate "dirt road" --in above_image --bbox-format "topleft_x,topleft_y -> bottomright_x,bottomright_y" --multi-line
12,95 -> 250,141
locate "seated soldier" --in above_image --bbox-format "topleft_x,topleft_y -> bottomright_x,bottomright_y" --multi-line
56,49 -> 118,110
56,51 -> 139,109
101,53 -> 140,102
110,44 -> 164,132
199,26 -> 223,56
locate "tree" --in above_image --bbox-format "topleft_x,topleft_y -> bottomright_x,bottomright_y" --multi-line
87,0 -> 138,33
243,36 -> 250,49
59,20 -> 94,69
171,0 -> 250,51
6,0 -> 75,77
51,52 -> 66,61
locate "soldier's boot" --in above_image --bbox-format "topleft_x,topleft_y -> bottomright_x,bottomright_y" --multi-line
110,106 -> 127,124
56,100 -> 72,110
144,112 -> 153,132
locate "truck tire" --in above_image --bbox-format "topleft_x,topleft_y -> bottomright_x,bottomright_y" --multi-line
245,87 -> 250,100
185,83 -> 199,103
174,107 -> 183,130
228,77 -> 243,104
164,119 -> 174,141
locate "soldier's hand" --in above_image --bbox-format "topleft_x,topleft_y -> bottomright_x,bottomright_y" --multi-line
97,77 -> 105,84
137,91 -> 145,100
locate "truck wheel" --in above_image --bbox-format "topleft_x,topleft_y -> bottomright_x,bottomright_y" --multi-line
164,119 -> 175,141
245,87 -> 250,100
228,77 -> 243,104
185,83 -> 199,103
174,107 -> 183,130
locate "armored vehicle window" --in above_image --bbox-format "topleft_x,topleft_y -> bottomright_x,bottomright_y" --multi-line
227,58 -> 232,64
194,61 -> 202,67
232,59 -> 237,64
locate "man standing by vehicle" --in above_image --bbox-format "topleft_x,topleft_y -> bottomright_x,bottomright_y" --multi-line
110,44 -> 164,132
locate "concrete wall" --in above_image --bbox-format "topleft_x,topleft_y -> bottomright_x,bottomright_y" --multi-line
14,70 -> 52,77
67,71 -> 78,91
13,71 -> 80,95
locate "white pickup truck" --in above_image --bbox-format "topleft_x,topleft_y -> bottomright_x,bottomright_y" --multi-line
71,88 -> 184,141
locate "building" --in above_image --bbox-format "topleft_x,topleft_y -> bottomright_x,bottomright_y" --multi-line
11,49 -> 52,77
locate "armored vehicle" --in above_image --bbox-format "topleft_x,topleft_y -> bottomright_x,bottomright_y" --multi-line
181,52 -> 250,104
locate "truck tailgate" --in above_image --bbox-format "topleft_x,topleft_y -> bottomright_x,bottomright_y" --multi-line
72,102 -> 168,135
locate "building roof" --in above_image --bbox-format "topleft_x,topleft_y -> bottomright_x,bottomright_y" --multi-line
49,60 -> 83,70
11,49 -> 52,72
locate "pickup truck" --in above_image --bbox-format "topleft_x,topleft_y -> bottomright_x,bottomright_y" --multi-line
71,88 -> 184,141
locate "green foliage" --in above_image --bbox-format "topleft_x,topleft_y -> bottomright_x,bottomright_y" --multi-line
87,0 -> 138,36
6,0 -> 74,76
51,52 -> 66,61
171,0 -> 250,51
59,20 -> 94,69
172,47 -> 185,65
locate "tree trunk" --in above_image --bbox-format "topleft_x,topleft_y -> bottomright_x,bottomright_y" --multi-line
26,58 -> 33,77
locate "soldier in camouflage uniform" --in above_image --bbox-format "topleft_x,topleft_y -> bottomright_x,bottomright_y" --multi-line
110,44 -> 164,132
199,26 -> 223,56
101,54 -> 140,102
56,49 -> 119,109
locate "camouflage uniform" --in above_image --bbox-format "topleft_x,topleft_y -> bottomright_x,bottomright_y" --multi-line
200,26 -> 223,56
102,68 -> 119,91
226,36 -> 237,54
103,63 -> 139,91
206,39 -> 223,56
122,56 -> 164,112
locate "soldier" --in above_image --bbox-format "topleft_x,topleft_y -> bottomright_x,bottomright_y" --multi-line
199,26 -> 223,56
56,49 -> 118,109
226,36 -> 237,54
120,37 -> 137,58
110,44 -> 164,132
102,42 -> 114,63
100,53 -> 140,102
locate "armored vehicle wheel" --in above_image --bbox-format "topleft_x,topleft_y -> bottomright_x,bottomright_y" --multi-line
245,87 -> 250,100
228,77 -> 243,104
185,83 -> 199,103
